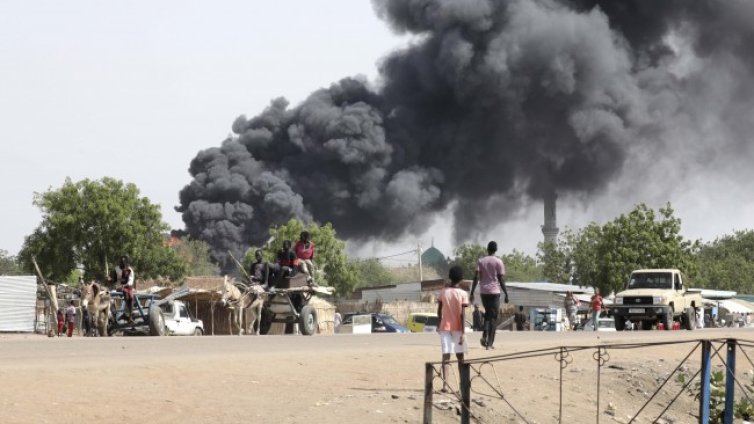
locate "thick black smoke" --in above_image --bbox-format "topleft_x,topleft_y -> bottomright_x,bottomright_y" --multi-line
178,0 -> 754,267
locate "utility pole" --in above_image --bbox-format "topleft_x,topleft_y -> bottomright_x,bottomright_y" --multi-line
417,243 -> 423,282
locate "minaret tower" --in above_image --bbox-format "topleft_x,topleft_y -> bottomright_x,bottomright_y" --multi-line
541,190 -> 559,244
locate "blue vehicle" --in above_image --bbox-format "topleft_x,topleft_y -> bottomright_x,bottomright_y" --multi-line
372,313 -> 408,333
107,291 -> 163,336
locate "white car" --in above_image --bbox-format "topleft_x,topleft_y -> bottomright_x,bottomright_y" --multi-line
580,317 -> 616,332
160,300 -> 204,336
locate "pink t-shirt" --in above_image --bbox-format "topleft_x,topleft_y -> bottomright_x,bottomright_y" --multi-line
477,255 -> 505,294
438,287 -> 469,332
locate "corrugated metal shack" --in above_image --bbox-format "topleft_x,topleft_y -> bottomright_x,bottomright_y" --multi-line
0,276 -> 37,332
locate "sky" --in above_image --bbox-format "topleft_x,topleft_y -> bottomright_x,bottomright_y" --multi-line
2,1 -> 753,262
0,1 -> 407,256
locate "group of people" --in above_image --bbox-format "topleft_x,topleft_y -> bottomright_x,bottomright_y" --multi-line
561,289 -> 603,331
55,301 -> 77,337
436,241 -> 508,392
248,231 -> 317,290
434,240 -> 612,390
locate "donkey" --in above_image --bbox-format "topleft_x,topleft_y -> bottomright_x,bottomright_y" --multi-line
80,281 -> 112,336
220,277 -> 265,335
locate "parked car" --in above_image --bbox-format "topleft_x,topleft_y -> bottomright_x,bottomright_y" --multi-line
336,313 -> 409,334
578,317 -> 616,332
159,300 -> 204,336
407,312 -> 439,333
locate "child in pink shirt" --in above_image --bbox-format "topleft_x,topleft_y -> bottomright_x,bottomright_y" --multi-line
437,265 -> 469,393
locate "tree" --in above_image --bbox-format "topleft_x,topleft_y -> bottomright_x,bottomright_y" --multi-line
452,244 -> 486,278
0,250 -> 22,275
501,250 -> 542,282
567,224 -> 602,288
263,219 -> 357,296
571,203 -> 697,295
18,178 -> 188,282
694,230 -> 754,293
537,240 -> 571,284
174,238 -> 220,276
351,258 -> 393,288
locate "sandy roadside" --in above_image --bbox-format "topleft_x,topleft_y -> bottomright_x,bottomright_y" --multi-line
1,328 -> 751,424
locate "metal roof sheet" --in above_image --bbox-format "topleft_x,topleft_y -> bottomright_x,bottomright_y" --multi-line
0,276 -> 37,332
507,282 -> 594,294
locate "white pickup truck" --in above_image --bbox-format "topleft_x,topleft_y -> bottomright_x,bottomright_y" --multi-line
611,269 -> 702,331
158,300 -> 204,336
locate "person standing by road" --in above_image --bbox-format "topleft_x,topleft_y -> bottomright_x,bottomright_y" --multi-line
56,307 -> 65,337
514,306 -> 527,331
564,291 -> 580,330
470,241 -> 508,350
590,288 -> 603,331
471,305 -> 484,331
437,265 -> 469,393
65,301 -> 77,337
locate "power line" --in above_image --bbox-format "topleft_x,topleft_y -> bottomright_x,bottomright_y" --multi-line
372,249 -> 418,260
349,247 -> 420,265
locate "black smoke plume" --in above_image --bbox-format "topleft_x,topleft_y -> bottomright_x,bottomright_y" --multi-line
178,0 -> 754,268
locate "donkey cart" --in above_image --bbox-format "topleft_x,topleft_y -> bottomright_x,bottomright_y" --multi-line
106,292 -> 162,336
107,287 -> 190,336
259,273 -> 332,336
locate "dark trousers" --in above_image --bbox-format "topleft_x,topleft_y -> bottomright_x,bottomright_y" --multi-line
123,286 -> 135,319
481,294 -> 501,346
83,311 -> 92,336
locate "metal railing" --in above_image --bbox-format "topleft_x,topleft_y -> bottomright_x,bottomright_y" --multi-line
423,338 -> 754,424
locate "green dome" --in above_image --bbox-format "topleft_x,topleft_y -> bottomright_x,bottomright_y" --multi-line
421,246 -> 446,266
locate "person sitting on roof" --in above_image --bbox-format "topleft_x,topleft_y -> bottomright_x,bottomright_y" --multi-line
294,231 -> 316,283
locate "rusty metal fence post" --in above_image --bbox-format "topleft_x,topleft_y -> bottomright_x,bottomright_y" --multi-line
460,361 -> 471,424
424,362 -> 433,424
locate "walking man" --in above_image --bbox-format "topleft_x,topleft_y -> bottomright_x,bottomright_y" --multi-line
437,265 -> 469,393
470,241 -> 508,350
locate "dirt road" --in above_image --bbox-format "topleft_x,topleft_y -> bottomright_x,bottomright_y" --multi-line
1,328 -> 751,423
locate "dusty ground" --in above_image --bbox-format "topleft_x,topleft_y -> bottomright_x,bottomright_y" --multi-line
1,328 -> 752,424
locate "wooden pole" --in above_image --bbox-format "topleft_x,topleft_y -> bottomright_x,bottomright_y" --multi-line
210,298 -> 215,336
31,256 -> 57,336
417,243 -> 423,282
